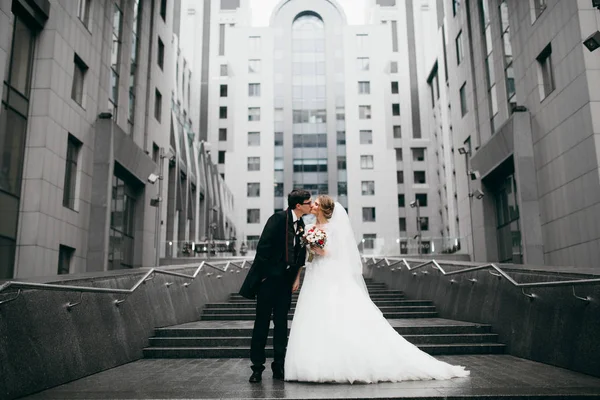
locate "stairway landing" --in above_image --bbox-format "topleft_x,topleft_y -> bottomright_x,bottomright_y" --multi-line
21,355 -> 600,399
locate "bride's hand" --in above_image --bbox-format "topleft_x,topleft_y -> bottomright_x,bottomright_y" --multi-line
311,246 -> 325,256
292,276 -> 301,292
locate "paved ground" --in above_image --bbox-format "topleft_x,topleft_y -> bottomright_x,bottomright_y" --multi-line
21,355 -> 600,399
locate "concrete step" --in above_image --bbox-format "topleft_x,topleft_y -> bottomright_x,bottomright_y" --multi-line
148,333 -> 500,347
205,300 -> 432,309
229,290 -> 404,301
153,322 -> 494,338
201,306 -> 438,315
143,343 -> 505,358
200,311 -> 439,320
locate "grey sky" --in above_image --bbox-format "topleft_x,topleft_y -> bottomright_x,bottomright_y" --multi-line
249,0 -> 369,26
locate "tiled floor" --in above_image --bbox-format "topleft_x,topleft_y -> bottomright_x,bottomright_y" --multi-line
21,355 -> 600,399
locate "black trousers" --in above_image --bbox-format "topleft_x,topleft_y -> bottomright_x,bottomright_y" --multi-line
250,274 -> 293,373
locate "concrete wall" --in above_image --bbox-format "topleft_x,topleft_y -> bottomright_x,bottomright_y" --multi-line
364,259 -> 600,378
0,262 -> 249,400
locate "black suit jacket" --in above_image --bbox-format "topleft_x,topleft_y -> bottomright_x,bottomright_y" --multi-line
239,209 -> 306,299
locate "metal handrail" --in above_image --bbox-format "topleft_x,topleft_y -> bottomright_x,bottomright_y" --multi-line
0,260 -> 252,307
363,257 -> 599,302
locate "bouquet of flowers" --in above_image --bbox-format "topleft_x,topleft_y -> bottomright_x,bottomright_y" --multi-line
300,226 -> 327,262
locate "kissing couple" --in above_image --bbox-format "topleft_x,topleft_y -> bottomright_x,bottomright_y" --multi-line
239,189 -> 470,384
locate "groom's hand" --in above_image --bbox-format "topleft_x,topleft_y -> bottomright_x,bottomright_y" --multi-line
292,278 -> 300,292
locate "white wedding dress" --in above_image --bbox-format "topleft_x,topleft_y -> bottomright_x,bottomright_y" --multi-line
284,203 -> 470,383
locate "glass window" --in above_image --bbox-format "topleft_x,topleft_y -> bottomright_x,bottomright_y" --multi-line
157,37 -> 164,69
337,131 -> 346,145
360,130 -> 373,144
362,207 -> 376,222
246,235 -> 260,250
274,158 -> 283,171
274,182 -> 284,196
248,83 -> 261,97
495,174 -> 522,263
219,128 -> 227,141
248,131 -> 260,146
218,151 -> 225,164
63,135 -> 82,210
248,59 -> 261,73
274,132 -> 283,145
392,103 -> 400,116
456,31 -> 464,64
537,44 -> 554,100
109,174 -> 136,269
414,171 -> 426,184
248,107 -> 260,121
154,89 -> 162,121
391,81 -> 399,94
220,84 -> 228,97
399,217 -> 406,232
219,106 -> 227,119
361,181 -> 375,195
77,0 -> 91,28
247,157 -> 260,171
360,155 -> 374,169
363,233 -> 376,249
460,83 -> 468,116
338,182 -> 348,196
398,194 -> 405,207
358,81 -> 370,94
393,125 -> 402,138
357,57 -> 370,71
220,64 -> 228,76
160,0 -> 167,20
453,0 -> 460,15
390,61 -> 398,73
247,182 -> 260,197
391,21 -> 398,52
247,209 -> 260,223
397,171 -> 404,184
416,193 -> 428,207
531,0 -> 546,21
356,34 -> 369,51
412,148 -> 426,161
219,24 -> 226,56
337,156 -> 347,170
72,55 -> 88,106
58,245 -> 75,275
359,105 -> 372,119
395,148 -> 403,161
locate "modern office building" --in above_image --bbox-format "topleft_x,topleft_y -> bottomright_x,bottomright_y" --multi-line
0,0 -> 237,278
206,0 -> 447,256
422,0 -> 600,268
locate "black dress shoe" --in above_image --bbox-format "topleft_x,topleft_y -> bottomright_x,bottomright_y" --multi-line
272,370 -> 285,381
249,371 -> 262,383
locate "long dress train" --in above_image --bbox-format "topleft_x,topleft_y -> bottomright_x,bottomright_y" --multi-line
284,223 -> 469,384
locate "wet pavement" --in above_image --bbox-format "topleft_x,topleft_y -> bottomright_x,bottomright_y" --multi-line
20,354 -> 600,399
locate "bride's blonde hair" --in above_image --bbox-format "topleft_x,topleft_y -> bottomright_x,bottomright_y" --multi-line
318,195 -> 335,220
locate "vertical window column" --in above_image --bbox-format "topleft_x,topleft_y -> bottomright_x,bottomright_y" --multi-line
0,16 -> 36,279
109,0 -> 123,120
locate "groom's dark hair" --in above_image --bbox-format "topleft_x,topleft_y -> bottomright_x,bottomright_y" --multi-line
288,189 -> 311,210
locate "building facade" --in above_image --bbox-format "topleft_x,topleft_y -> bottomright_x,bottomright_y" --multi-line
423,0 -> 600,268
0,0 -> 237,279
206,0 -> 449,256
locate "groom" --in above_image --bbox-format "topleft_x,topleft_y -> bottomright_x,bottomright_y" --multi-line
239,189 -> 312,383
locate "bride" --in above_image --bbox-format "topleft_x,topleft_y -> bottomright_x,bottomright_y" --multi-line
284,195 -> 470,383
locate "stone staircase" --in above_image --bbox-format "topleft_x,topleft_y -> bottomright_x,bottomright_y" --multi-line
143,278 -> 505,358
